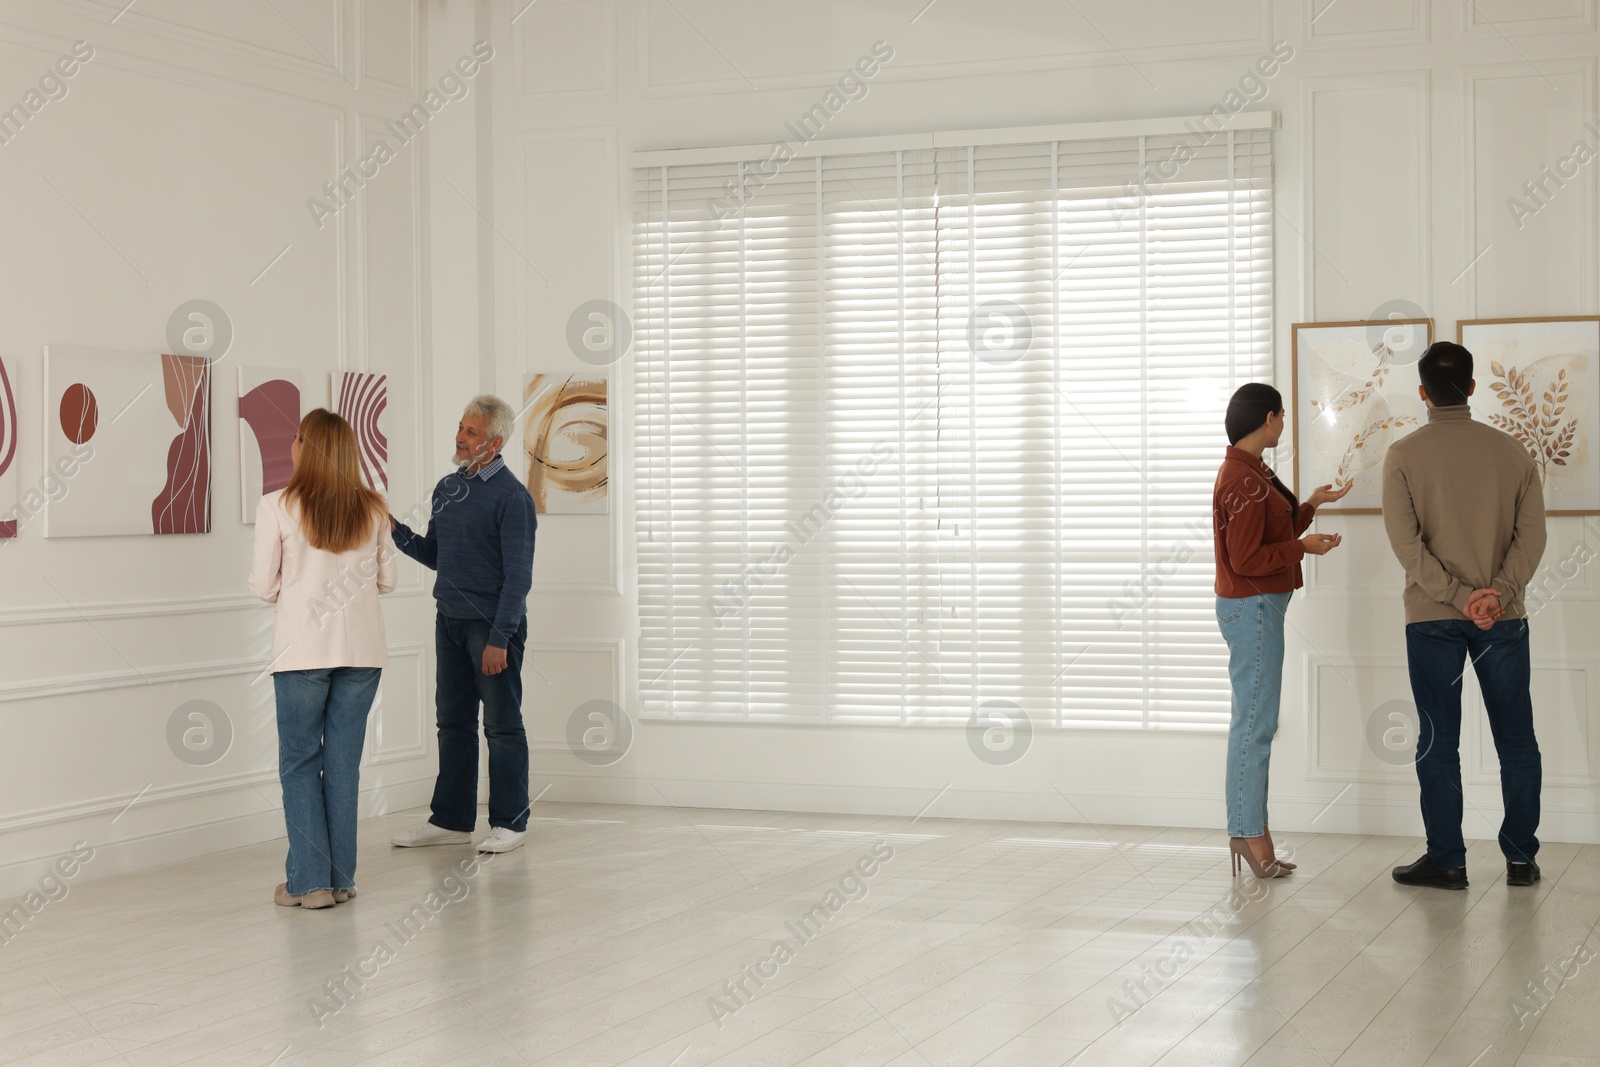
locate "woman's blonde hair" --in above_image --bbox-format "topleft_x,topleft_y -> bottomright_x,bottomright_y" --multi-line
283,409 -> 386,554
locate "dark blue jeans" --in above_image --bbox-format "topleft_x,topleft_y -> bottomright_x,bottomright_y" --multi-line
274,667 -> 381,894
1405,617 -> 1541,868
430,614 -> 529,833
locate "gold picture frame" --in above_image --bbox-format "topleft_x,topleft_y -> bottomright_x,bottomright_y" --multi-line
1290,318 -> 1434,515
1458,316 -> 1600,516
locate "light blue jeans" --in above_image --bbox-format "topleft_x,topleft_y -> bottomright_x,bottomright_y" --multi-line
273,667 -> 381,894
1217,592 -> 1290,838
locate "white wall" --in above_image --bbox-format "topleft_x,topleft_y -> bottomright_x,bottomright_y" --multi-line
0,0 -> 473,899
491,0 -> 1600,845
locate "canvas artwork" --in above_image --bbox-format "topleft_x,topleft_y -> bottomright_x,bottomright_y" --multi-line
332,372 -> 388,492
45,346 -> 210,537
239,367 -> 302,523
1461,317 -> 1600,515
523,373 -> 607,514
0,354 -> 16,538
1291,319 -> 1433,513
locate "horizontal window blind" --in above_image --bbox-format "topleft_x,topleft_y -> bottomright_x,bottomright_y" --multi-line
634,127 -> 1272,729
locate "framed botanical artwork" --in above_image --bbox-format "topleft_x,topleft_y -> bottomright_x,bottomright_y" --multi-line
1291,318 -> 1434,514
1459,316 -> 1600,515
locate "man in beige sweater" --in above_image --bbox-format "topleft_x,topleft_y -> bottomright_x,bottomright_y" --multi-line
1382,341 -> 1547,890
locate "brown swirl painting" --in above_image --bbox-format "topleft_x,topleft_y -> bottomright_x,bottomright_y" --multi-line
523,374 -> 607,514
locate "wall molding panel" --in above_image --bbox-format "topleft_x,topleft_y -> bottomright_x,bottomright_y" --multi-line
1462,57 -> 1599,319
1469,660 -> 1596,786
359,0 -> 418,94
1305,0 -> 1430,48
370,646 -> 430,766
635,0 -> 1273,97
1464,0 -> 1597,39
1299,69 -> 1432,323
514,0 -> 616,105
36,0 -> 354,89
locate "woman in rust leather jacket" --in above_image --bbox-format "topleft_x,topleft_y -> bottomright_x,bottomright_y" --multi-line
1214,384 -> 1348,878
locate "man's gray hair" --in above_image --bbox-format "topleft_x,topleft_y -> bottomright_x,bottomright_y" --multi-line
464,394 -> 515,445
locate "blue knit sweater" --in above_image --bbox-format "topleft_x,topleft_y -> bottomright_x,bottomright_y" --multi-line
392,457 -> 537,648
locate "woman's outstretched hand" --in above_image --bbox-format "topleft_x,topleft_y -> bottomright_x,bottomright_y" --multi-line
1301,532 -> 1342,555
1306,482 -> 1353,509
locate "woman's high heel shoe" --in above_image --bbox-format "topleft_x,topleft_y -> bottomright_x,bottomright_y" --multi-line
1230,836 -> 1290,879
1263,826 -> 1296,870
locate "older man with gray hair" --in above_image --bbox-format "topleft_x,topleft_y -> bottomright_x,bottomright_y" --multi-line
389,395 -> 537,853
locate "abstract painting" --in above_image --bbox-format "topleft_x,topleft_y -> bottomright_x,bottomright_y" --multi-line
523,373 -> 607,514
1461,317 -> 1600,515
333,372 -> 387,492
0,354 -> 16,538
1291,318 -> 1433,513
45,346 -> 210,537
239,367 -> 302,523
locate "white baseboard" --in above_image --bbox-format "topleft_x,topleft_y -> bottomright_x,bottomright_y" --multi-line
0,777 -> 437,902
526,769 -> 1600,846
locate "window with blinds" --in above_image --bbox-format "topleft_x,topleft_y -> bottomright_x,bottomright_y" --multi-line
633,125 -> 1273,730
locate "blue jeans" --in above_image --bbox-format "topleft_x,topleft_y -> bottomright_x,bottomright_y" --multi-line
1218,592 -> 1290,838
430,614 -> 529,833
274,667 -> 381,894
1405,617 -> 1541,868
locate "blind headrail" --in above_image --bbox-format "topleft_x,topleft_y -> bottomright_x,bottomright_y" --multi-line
630,112 -> 1279,168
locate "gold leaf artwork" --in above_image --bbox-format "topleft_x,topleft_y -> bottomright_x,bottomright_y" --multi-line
1486,359 -> 1577,485
1332,415 -> 1418,488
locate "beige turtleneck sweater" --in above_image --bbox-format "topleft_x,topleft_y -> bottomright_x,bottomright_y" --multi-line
1381,403 -> 1547,624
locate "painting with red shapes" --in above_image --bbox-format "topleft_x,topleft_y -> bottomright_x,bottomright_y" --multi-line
0,354 -> 16,538
44,346 -> 212,537
333,371 -> 388,492
238,367 -> 302,523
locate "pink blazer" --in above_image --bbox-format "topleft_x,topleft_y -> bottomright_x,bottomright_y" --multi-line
249,489 -> 398,672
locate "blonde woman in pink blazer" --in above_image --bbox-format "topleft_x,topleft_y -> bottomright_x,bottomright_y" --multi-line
250,409 -> 397,909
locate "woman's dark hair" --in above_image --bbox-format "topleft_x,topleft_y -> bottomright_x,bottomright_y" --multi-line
1224,382 -> 1300,521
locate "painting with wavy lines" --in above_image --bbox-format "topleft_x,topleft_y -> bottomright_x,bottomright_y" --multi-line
44,345 -> 211,537
0,354 -> 16,538
333,372 -> 388,492
523,373 -> 607,514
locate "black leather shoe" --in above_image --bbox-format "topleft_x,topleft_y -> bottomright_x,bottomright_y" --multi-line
1507,861 -> 1540,886
1392,853 -> 1468,890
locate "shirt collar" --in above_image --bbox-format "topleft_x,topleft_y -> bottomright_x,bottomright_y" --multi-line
1223,445 -> 1276,479
1426,404 -> 1474,424
458,454 -> 505,481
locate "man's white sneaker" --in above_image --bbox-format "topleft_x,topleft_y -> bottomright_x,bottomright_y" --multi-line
391,824 -> 472,847
477,827 -> 525,853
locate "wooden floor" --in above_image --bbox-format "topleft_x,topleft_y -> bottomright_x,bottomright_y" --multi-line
3,802 -> 1599,1066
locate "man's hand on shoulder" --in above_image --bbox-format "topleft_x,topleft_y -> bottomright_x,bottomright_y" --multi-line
1465,588 -> 1502,631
